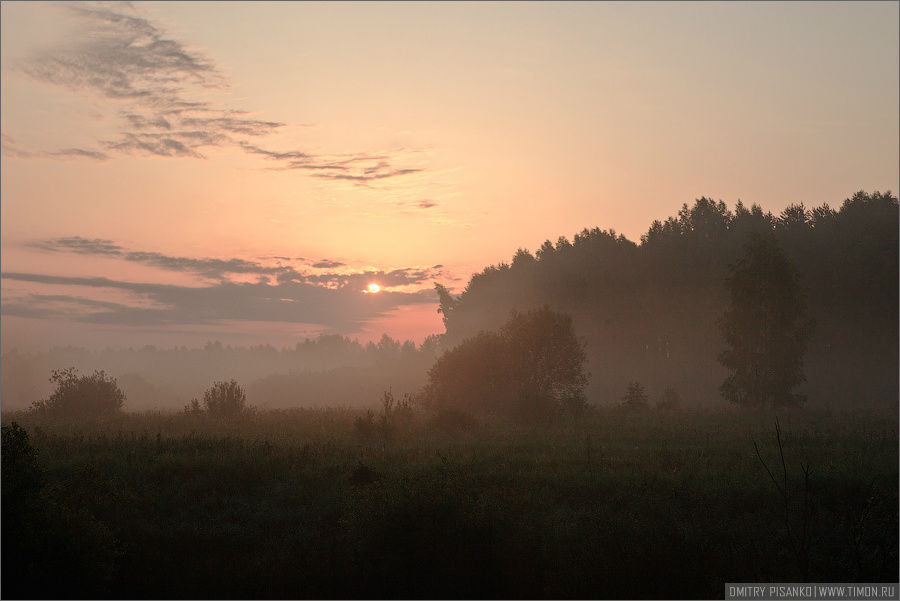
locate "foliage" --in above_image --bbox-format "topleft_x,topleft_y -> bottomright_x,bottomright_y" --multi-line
620,381 -> 649,411
30,368 -> 125,419
719,235 -> 812,408
201,379 -> 247,418
423,305 -> 587,422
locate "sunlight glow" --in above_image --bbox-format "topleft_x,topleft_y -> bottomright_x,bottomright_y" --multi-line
366,283 -> 381,294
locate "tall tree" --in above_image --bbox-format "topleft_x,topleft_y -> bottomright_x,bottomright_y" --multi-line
423,305 -> 587,422
718,234 -> 812,407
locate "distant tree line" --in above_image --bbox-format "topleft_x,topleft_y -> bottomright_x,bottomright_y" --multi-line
1,334 -> 441,412
436,191 -> 898,407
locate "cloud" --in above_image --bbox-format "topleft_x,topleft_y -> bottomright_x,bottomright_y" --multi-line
11,3 -> 423,182
312,166 -> 422,183
9,236 -> 448,332
1,133 -> 34,158
311,259 -> 345,269
239,141 -> 419,183
48,148 -> 111,160
1,134 -> 109,161
103,132 -> 223,158
30,236 -> 291,279
29,236 -> 123,255
21,3 -> 223,104
1,270 -> 437,332
179,116 -> 283,136
32,236 -> 445,288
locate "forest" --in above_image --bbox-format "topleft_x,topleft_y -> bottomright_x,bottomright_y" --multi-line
1,190 -> 897,599
436,190 -> 898,408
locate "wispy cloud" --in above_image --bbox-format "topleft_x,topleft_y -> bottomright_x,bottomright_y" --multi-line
1,270 -> 437,332
32,236 -> 446,289
30,236 -> 296,279
238,141 -> 421,183
311,259 -> 346,269
1,133 -> 110,161
48,147 -> 111,160
10,2 -> 421,183
8,236 -> 448,331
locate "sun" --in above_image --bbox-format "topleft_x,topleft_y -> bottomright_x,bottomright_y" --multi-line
366,283 -> 381,294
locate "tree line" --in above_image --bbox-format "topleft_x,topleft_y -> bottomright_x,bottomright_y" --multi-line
436,190 -> 898,407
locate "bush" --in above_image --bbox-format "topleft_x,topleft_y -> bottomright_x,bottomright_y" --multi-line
31,368 -> 125,419
201,379 -> 247,418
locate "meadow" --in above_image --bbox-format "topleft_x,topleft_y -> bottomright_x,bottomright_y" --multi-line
2,405 -> 897,599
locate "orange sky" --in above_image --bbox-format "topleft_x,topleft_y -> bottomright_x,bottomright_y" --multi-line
2,1 -> 898,350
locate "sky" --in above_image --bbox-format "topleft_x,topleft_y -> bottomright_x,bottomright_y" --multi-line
1,1 -> 898,351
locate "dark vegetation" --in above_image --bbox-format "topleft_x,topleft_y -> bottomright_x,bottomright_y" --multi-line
2,191 -> 897,598
2,409 -> 896,599
719,234 -> 812,408
184,379 -> 249,418
438,190 -> 898,407
422,306 -> 587,423
29,368 -> 125,419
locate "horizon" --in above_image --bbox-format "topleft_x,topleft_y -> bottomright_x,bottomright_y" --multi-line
2,1 -> 898,352
1,190 -> 892,355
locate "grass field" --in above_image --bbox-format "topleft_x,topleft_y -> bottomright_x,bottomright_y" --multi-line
2,405 -> 897,599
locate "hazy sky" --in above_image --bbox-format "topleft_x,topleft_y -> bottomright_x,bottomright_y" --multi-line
2,1 -> 897,351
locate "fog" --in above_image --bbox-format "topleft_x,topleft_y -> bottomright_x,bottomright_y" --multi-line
1,334 -> 440,412
3,191 -> 895,414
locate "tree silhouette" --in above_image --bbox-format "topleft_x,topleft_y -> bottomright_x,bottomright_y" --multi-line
718,235 -> 812,408
31,368 -> 125,418
423,305 -> 587,422
202,379 -> 248,418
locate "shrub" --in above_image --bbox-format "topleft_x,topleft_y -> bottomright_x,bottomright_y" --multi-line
201,379 -> 247,418
31,368 -> 125,419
